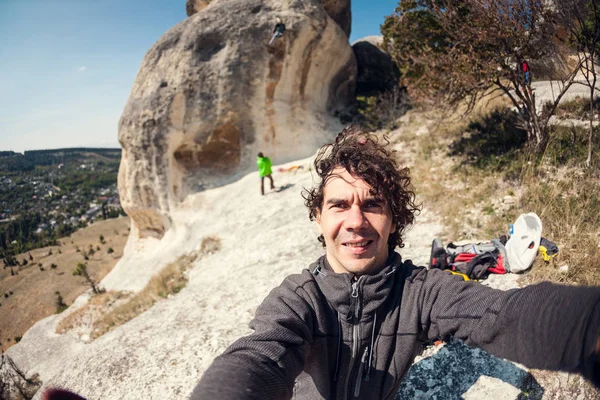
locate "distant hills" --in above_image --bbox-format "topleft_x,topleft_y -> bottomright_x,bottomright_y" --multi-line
0,148 -> 121,172
0,148 -> 121,157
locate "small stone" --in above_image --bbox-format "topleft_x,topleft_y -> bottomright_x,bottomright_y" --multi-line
503,195 -> 515,204
559,265 -> 569,273
415,126 -> 429,136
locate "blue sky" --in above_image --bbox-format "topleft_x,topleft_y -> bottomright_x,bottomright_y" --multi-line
0,0 -> 399,153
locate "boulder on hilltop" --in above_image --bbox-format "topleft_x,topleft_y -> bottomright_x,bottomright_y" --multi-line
118,0 -> 357,239
185,0 -> 351,37
352,35 -> 400,97
185,0 -> 211,16
320,0 -> 351,37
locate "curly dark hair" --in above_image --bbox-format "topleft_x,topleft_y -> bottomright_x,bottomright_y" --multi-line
302,126 -> 420,250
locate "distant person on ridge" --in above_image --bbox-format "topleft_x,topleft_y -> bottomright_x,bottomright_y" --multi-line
257,152 -> 275,196
521,59 -> 531,86
269,20 -> 286,45
193,127 -> 600,399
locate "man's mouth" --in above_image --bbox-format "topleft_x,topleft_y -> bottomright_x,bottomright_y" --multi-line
344,240 -> 372,247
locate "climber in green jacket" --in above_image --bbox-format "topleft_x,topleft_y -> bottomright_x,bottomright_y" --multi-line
257,152 -> 275,195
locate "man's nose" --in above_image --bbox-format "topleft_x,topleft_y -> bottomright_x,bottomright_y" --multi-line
344,205 -> 368,231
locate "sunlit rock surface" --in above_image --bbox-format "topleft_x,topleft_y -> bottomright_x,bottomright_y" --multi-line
118,0 -> 356,238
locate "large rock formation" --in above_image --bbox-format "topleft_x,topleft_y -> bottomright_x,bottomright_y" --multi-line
185,0 -> 351,37
352,36 -> 400,97
321,0 -> 351,37
185,0 -> 211,16
118,0 -> 356,239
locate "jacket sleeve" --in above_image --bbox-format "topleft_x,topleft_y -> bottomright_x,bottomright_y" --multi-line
191,278 -> 315,399
419,269 -> 600,385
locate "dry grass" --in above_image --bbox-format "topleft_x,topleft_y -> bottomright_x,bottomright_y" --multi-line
395,100 -> 521,242
56,291 -> 131,334
56,235 -> 222,340
0,217 -> 130,351
518,169 -> 600,286
404,95 -> 600,287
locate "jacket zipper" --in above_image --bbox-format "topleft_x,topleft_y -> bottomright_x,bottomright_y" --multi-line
343,276 -> 364,399
353,347 -> 369,397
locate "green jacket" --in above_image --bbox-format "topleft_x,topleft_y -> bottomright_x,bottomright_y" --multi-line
257,156 -> 272,177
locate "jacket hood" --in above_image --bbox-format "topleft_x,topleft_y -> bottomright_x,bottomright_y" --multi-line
310,252 -> 402,322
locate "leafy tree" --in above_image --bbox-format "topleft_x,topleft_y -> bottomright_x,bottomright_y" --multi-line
382,0 -> 583,147
107,247 -> 114,254
101,202 -> 108,220
99,235 -> 105,244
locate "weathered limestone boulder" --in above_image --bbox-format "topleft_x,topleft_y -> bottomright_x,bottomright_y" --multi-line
185,0 -> 351,38
0,353 -> 41,399
185,0 -> 211,16
118,0 -> 356,238
320,0 -> 351,37
398,338 -> 540,399
352,35 -> 400,97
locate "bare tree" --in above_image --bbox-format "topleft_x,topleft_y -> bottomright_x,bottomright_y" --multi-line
555,0 -> 600,166
382,0 -> 583,147
73,262 -> 100,294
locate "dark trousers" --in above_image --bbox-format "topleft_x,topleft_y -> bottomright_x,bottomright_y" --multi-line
261,174 -> 275,195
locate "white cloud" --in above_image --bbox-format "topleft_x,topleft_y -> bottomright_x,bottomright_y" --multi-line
78,66 -> 87,72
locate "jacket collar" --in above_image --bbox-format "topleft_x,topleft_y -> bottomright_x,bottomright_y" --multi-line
310,252 -> 402,321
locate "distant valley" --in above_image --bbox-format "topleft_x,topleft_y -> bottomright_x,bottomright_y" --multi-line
0,148 -> 125,264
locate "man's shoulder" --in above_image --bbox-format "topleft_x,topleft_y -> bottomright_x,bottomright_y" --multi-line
395,257 -> 427,280
279,268 -> 318,292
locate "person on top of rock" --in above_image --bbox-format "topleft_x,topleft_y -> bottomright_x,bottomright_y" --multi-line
257,152 -> 275,195
192,126 -> 600,399
269,19 -> 286,45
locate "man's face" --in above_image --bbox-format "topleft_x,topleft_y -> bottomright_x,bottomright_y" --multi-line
316,168 -> 395,276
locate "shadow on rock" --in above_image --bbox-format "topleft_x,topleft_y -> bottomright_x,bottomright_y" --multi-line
450,108 -> 527,171
272,183 -> 294,193
396,338 -> 544,399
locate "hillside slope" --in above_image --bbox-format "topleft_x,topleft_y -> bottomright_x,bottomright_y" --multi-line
7,138 -> 447,399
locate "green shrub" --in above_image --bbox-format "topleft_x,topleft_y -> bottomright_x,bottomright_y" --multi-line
55,291 -> 68,313
356,88 -> 408,131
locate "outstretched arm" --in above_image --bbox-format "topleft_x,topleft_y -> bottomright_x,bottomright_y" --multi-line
420,269 -> 600,385
191,278 -> 315,399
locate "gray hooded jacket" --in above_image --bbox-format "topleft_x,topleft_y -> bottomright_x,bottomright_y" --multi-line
193,253 -> 600,399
